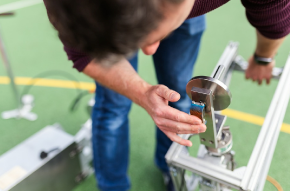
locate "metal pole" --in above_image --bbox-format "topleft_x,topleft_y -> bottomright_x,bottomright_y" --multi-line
245,54 -> 290,190
0,16 -> 37,121
0,26 -> 22,110
240,54 -> 290,190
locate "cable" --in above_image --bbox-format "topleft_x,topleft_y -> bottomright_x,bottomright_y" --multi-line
70,88 -> 95,111
18,70 -> 89,111
20,70 -> 82,97
267,175 -> 283,191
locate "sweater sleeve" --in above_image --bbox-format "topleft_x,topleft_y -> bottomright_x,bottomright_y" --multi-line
63,46 -> 92,72
241,0 -> 290,39
187,0 -> 229,18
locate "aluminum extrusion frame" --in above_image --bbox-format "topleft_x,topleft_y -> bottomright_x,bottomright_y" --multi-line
166,43 -> 290,191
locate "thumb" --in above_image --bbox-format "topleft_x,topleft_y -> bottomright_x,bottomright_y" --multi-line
156,85 -> 180,102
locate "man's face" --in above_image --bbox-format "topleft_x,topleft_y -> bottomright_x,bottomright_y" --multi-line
141,0 -> 195,55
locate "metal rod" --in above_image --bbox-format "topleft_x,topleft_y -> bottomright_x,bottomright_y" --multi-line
210,42 -> 238,83
0,26 -> 22,109
240,54 -> 290,190
256,116 -> 281,191
248,62 -> 290,190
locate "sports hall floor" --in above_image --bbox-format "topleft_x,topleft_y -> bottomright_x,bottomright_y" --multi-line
0,0 -> 289,190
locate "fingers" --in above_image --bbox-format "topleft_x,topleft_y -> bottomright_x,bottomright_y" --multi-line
249,76 -> 271,85
245,56 -> 273,85
156,118 -> 206,134
157,106 -> 202,125
155,85 -> 180,102
266,78 -> 271,85
246,72 -> 272,85
163,131 -> 192,147
266,73 -> 272,85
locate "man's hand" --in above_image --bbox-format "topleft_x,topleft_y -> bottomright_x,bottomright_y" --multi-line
141,85 -> 207,147
245,56 -> 274,85
84,60 -> 206,147
245,30 -> 285,85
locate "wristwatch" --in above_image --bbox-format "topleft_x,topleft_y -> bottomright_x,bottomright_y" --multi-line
254,53 -> 274,65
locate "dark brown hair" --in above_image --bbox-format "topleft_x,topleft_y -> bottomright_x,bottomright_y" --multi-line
45,0 -> 183,63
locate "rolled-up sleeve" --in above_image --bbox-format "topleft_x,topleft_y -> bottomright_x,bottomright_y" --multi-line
241,0 -> 290,39
63,46 -> 92,72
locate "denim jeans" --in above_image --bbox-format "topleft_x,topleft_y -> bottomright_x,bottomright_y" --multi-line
91,15 -> 206,191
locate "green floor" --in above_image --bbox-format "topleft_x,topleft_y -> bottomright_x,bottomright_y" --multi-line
0,0 -> 290,191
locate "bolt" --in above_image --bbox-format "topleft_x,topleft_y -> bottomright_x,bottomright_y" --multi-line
209,141 -> 214,144
201,138 -> 206,142
223,125 -> 230,130
170,167 -> 177,176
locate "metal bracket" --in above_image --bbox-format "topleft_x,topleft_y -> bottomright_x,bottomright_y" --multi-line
186,76 -> 231,148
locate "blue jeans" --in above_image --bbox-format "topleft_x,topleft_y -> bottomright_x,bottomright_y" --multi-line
92,15 -> 206,191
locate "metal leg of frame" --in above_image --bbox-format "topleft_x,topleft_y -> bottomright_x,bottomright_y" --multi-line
170,165 -> 189,191
0,26 -> 37,121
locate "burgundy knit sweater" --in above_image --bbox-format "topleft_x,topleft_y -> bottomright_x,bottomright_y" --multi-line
60,0 -> 290,72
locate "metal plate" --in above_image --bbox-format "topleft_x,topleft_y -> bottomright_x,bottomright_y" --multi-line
186,76 -> 232,111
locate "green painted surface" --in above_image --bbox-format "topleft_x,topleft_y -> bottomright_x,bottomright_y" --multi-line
0,0 -> 289,190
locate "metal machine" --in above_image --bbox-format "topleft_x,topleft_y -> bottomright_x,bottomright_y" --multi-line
166,42 -> 289,191
0,120 -> 93,191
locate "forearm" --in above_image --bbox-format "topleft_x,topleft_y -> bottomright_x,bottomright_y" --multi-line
83,58 -> 150,107
255,30 -> 285,58
246,31 -> 286,85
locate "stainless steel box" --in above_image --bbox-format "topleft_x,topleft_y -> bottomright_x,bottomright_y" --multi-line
0,125 -> 82,191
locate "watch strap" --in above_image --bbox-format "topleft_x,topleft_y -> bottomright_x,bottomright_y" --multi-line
254,53 -> 273,65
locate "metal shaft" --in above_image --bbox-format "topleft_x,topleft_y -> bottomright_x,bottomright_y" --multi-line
211,42 -> 238,83
0,27 -> 22,109
241,54 -> 290,190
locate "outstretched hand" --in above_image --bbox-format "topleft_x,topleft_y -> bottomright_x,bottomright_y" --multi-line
245,56 -> 274,85
141,85 -> 206,147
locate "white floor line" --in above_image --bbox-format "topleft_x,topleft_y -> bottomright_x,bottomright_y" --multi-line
0,0 -> 42,14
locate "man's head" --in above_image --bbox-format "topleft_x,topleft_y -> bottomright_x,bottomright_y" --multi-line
45,0 -> 195,63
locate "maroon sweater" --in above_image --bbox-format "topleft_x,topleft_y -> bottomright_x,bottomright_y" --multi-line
61,0 -> 290,72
